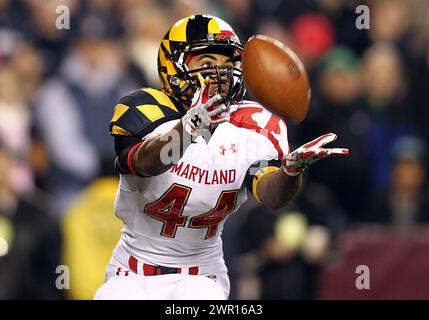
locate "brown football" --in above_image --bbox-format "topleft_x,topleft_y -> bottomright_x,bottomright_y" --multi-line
242,35 -> 310,123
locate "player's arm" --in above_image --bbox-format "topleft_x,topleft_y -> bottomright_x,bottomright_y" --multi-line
112,79 -> 228,177
130,120 -> 189,176
255,167 -> 302,209
246,161 -> 301,209
113,118 -> 192,177
251,133 -> 348,209
133,80 -> 228,176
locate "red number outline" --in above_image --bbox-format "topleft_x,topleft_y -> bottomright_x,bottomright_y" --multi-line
143,183 -> 191,238
188,189 -> 239,239
144,185 -> 239,239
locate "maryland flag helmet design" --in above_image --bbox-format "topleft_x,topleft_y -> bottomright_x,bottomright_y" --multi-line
158,14 -> 245,106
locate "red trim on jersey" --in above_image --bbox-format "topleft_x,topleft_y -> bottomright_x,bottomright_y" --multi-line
128,256 -> 138,274
232,121 -> 284,159
127,141 -> 144,176
143,264 -> 155,276
189,266 -> 199,275
229,108 -> 285,159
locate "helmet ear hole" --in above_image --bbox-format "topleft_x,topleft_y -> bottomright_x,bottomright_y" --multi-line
170,76 -> 192,94
170,75 -> 182,87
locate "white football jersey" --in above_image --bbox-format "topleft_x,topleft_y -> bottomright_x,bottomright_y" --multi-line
113,101 -> 289,270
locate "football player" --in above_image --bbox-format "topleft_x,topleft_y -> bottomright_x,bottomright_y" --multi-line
94,14 -> 348,300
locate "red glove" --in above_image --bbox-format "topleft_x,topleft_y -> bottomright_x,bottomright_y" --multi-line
282,133 -> 349,176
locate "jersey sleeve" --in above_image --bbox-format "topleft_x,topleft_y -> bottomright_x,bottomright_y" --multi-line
232,101 -> 290,202
230,101 -> 290,161
109,88 -> 185,175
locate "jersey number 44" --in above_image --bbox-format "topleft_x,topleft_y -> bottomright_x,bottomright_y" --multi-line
144,183 -> 239,240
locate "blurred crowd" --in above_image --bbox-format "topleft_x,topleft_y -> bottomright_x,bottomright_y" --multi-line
0,0 -> 429,299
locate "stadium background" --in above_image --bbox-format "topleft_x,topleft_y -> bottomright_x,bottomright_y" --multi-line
1,0 -> 429,299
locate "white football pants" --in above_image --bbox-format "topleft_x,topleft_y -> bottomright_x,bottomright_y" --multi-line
94,253 -> 230,300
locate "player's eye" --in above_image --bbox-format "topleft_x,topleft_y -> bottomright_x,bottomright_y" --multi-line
202,61 -> 213,67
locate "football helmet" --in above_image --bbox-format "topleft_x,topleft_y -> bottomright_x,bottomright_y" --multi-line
158,14 -> 245,106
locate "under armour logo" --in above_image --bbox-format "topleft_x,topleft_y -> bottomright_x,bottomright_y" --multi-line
220,144 -> 237,155
207,274 -> 217,281
116,267 -> 129,276
191,115 -> 201,127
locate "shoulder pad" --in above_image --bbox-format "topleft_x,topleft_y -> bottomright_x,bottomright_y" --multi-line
109,88 -> 185,138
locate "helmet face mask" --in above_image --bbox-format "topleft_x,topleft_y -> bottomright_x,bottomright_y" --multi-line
189,65 -> 243,101
158,15 -> 246,107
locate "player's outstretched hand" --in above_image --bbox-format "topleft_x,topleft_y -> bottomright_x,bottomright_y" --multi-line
282,133 -> 349,176
182,77 -> 229,137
